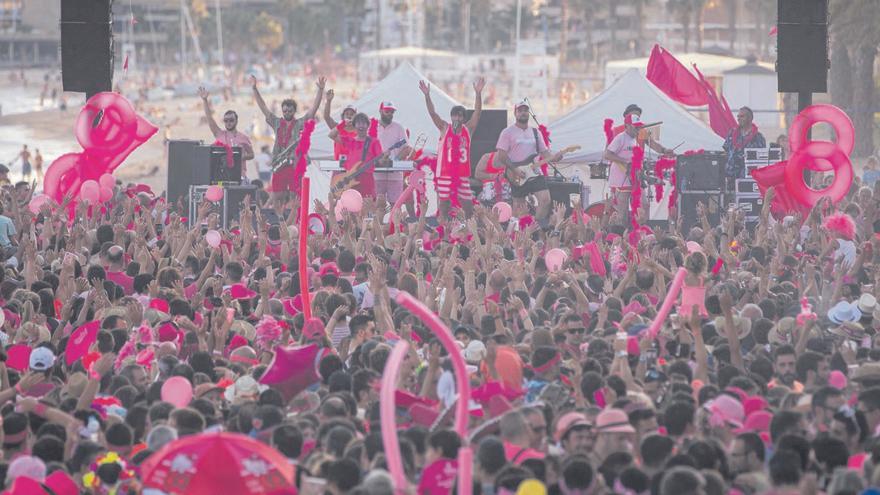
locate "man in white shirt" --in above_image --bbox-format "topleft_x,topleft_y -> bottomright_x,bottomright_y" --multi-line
604,104 -> 674,222
376,101 -> 412,163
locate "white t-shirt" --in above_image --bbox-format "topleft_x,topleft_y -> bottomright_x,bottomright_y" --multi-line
835,239 -> 857,268
606,131 -> 637,188
254,151 -> 271,179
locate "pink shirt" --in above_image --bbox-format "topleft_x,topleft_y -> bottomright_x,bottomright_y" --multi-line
376,122 -> 408,159
214,130 -> 253,177
496,125 -> 547,163
106,271 -> 134,295
606,131 -> 637,188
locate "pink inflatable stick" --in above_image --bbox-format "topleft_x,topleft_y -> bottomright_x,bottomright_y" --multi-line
457,447 -> 473,495
396,292 -> 470,438
299,177 -> 312,319
379,340 -> 411,493
388,169 -> 426,234
648,267 -> 687,339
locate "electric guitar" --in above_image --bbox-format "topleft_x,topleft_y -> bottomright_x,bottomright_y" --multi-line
270,138 -> 301,173
329,139 -> 407,197
504,145 -> 581,187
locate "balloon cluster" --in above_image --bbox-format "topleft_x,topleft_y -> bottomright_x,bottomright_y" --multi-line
43,92 -> 157,207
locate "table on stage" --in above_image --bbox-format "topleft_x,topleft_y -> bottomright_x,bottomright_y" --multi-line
320,161 -> 415,201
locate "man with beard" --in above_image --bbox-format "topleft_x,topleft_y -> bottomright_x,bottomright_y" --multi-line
376,101 -> 412,163
329,113 -> 389,198
251,75 -> 325,202
419,77 -> 485,218
771,345 -> 801,391
492,100 -> 567,225
198,86 -> 255,181
322,89 -> 358,160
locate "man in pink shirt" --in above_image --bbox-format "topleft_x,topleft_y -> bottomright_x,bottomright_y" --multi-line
376,101 -> 412,162
198,86 -> 255,182
104,245 -> 134,295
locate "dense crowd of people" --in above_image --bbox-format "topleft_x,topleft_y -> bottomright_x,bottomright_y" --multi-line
1,69 -> 880,495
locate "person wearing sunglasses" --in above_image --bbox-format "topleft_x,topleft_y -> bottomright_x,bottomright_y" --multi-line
198,86 -> 255,183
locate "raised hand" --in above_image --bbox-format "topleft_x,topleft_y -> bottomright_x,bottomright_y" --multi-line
419,80 -> 430,96
249,75 -> 258,89
197,86 -> 209,100
473,77 -> 486,93
316,76 -> 327,90
326,89 -> 335,102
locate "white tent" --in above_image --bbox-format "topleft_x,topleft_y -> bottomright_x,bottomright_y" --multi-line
305,63 -> 462,206
548,69 -> 724,164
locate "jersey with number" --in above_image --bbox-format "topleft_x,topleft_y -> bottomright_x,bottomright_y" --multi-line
436,124 -> 471,179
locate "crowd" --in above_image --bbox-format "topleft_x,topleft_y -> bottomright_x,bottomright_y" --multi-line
1,92 -> 880,495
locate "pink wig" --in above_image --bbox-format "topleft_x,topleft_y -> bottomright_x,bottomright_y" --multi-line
824,212 -> 856,240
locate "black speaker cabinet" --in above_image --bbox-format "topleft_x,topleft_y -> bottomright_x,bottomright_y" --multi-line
679,191 -> 724,233
62,0 -> 113,23
61,0 -> 114,95
167,140 -> 206,206
188,184 -> 258,229
208,146 -> 242,183
676,153 -> 725,192
465,109 -> 507,171
777,0 -> 828,93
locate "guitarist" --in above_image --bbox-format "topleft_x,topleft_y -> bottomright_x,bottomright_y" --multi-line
492,100 -> 567,225
251,74 -> 325,202
329,113 -> 385,198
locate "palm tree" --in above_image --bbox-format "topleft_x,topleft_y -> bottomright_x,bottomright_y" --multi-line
725,0 -> 737,51
668,0 -> 693,52
693,0 -> 707,50
632,0 -> 652,55
831,0 -> 879,157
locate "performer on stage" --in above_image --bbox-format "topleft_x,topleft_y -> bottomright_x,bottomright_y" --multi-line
604,104 -> 674,220
329,113 -> 387,198
419,77 -> 485,218
723,106 -> 766,181
492,100 -> 566,225
322,90 -> 357,160
251,75 -> 325,202
198,86 -> 255,182
376,101 -> 412,165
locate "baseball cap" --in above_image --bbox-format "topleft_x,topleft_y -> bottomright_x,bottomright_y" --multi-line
554,411 -> 592,442
379,101 -> 397,112
514,99 -> 530,110
29,347 -> 55,371
624,104 -> 642,116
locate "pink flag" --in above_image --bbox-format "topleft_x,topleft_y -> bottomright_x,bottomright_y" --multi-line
693,64 -> 737,139
259,344 -> 324,401
646,45 -> 709,107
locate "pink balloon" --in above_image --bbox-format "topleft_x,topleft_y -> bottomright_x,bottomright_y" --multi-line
379,341 -> 410,493
28,194 -> 50,215
493,201 -> 513,222
205,185 -> 224,202
99,186 -> 113,203
544,248 -> 567,272
80,180 -> 100,204
205,229 -> 221,248
647,267 -> 687,339
99,173 -> 116,190
339,189 -> 363,213
160,376 -> 193,408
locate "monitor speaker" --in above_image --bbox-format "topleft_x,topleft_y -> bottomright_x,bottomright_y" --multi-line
777,0 -> 828,93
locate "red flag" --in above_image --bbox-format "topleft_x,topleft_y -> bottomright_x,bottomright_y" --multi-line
750,162 -> 807,219
693,64 -> 737,139
646,45 -> 709,107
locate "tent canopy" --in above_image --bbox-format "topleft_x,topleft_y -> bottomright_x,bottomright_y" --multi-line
548,69 -> 724,163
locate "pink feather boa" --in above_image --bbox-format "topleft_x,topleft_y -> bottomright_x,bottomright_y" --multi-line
538,124 -> 551,176
291,119 -> 316,194
630,146 -> 644,231
604,119 -> 614,145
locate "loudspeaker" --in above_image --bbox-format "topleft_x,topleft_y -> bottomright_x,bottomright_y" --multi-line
676,152 -> 725,191
167,140 -> 205,206
777,0 -> 828,93
679,191 -> 724,233
188,184 -> 258,229
466,109 -> 507,171
208,146 -> 242,183
61,0 -> 114,95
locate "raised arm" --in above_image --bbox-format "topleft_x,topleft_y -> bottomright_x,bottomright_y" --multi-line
198,86 -> 223,137
465,77 -> 485,133
419,80 -> 447,131
250,75 -> 274,121
322,89 -> 339,128
303,76 -> 326,121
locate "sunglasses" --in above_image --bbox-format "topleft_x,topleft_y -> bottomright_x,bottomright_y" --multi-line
223,118 -> 236,123
568,328 -> 586,335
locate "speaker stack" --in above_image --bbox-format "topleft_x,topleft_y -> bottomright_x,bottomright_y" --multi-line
465,109 -> 508,171
777,0 -> 829,94
61,0 -> 114,97
676,152 -> 726,232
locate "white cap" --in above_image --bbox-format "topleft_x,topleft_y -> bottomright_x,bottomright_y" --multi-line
29,347 -> 56,371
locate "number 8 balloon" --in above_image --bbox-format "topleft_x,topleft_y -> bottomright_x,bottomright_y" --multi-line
783,104 -> 855,207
